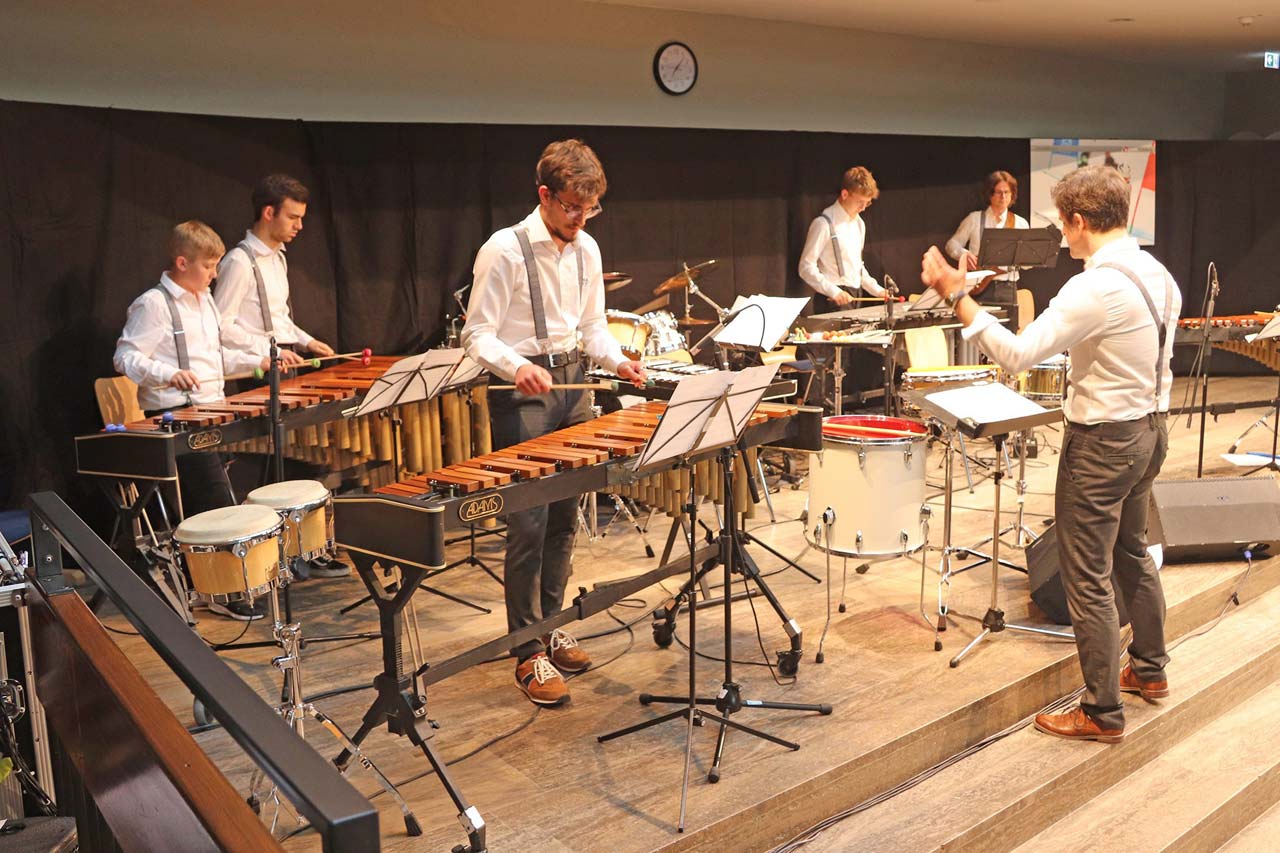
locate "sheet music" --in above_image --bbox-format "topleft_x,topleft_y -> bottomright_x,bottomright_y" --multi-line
1257,314 -> 1280,342
354,348 -> 465,417
925,381 -> 1049,423
716,295 -> 810,351
634,371 -> 733,470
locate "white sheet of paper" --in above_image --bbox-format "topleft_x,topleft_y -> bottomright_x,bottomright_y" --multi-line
1257,314 -> 1280,341
966,270 -> 996,284
1221,452 -> 1279,467
925,381 -> 1049,423
716,295 -> 810,351
354,348 -> 465,417
634,370 -> 734,470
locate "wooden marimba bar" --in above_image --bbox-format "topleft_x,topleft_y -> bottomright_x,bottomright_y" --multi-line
1176,312 -> 1278,372
373,400 -> 795,520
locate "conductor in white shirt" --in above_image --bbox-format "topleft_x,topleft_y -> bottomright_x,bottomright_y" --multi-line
921,165 -> 1182,745
462,139 -> 645,707
214,174 -> 335,359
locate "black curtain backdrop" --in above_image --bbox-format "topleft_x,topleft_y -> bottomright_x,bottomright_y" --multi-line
1,99 -> 1277,514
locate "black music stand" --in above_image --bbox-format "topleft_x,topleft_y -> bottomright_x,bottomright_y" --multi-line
340,350 -> 497,614
976,224 -> 1062,278
913,383 -> 1073,666
599,364 -> 831,832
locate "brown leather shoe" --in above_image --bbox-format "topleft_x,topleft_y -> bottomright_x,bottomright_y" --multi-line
543,628 -> 591,673
515,653 -> 569,706
1033,707 -> 1124,743
1120,664 -> 1169,699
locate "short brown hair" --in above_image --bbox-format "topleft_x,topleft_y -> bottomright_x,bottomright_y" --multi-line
169,220 -> 225,263
984,170 -> 1018,205
1051,165 -> 1130,233
536,139 -> 607,199
252,173 -> 309,221
840,166 -> 879,199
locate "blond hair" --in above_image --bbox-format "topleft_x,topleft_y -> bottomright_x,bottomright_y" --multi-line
169,220 -> 225,263
841,166 -> 879,199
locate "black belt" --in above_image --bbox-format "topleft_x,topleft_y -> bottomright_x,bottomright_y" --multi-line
525,350 -> 580,368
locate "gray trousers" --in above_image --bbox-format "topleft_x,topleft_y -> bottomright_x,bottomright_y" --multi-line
489,363 -> 592,660
1055,412 -> 1170,729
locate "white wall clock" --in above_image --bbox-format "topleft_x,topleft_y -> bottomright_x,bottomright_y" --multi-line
653,41 -> 697,96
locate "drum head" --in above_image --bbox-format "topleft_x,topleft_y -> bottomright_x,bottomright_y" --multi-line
822,414 -> 928,443
175,504 -> 282,545
246,479 -> 330,510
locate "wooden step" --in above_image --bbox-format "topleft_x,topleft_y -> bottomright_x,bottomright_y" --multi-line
1219,797 -> 1280,851
789,555 -> 1280,853
1014,681 -> 1280,852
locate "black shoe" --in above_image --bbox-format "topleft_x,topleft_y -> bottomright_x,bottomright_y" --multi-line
307,555 -> 351,578
208,599 -> 266,621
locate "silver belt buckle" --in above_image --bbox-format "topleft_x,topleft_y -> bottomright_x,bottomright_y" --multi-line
548,351 -> 571,368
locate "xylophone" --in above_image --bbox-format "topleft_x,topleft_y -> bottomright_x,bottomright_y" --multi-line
1174,313 -> 1278,370
333,400 -> 822,570
75,357 -> 489,487
585,360 -> 798,401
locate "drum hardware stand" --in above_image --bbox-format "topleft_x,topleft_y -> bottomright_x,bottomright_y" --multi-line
945,432 -> 1073,668
601,444 -> 831,829
1241,315 -> 1280,477
578,491 -> 656,557
966,429 -> 1040,552
245,582 -> 432,841
338,552 -> 487,851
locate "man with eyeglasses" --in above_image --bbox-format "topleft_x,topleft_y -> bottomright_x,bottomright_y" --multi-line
462,139 -> 646,707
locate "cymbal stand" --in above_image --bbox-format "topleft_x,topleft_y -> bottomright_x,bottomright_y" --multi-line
246,582 -> 426,840
947,433 -> 1073,668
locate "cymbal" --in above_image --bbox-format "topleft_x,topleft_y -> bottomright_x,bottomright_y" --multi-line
677,316 -> 716,328
654,259 -> 718,295
603,272 -> 632,293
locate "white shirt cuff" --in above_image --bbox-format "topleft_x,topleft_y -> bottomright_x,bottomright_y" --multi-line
961,310 -> 999,340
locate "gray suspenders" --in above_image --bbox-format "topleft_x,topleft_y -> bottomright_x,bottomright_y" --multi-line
820,213 -> 846,280
513,225 -> 583,351
237,242 -> 280,335
1097,262 -> 1175,409
154,284 -> 190,371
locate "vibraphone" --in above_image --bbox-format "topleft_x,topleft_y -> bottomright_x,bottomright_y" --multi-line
586,360 -> 798,401
76,357 -> 489,489
333,400 -> 822,570
1175,313 -> 1278,371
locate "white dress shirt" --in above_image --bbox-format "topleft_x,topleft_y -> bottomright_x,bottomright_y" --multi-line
945,207 -> 1030,283
963,237 -> 1182,425
114,273 -> 264,411
462,207 -> 627,382
213,230 -> 314,353
798,202 -> 886,300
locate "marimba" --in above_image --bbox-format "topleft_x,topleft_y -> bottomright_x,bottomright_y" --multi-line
333,400 -> 822,571
1174,313 -> 1278,371
75,358 -> 489,488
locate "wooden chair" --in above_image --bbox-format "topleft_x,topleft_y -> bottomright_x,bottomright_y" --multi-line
1016,289 -> 1035,333
94,375 -> 143,427
904,326 -> 950,370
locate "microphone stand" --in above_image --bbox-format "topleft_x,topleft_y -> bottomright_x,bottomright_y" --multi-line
1192,263 -> 1220,478
882,275 -> 899,416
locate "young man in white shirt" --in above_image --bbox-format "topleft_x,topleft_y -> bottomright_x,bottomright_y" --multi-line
114,221 -> 291,620
463,139 -> 645,706
214,174 -> 335,360
921,165 -> 1182,744
799,166 -> 887,310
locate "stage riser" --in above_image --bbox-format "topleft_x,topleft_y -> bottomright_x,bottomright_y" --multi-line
662,554 -> 1280,853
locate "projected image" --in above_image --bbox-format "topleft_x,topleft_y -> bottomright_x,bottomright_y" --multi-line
1030,139 -> 1156,245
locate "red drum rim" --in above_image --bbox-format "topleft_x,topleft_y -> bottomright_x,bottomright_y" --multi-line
821,414 -> 928,441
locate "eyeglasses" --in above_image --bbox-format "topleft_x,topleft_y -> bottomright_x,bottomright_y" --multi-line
551,192 -> 603,222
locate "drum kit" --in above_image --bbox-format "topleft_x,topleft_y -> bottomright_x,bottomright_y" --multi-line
602,259 -> 723,361
171,481 -> 423,837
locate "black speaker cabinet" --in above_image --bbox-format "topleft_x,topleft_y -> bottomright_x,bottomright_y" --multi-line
1026,525 -> 1129,627
1148,476 -> 1280,562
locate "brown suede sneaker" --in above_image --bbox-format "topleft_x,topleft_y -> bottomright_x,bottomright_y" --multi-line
543,628 -> 591,673
1033,707 -> 1124,744
515,653 -> 569,706
1119,663 -> 1169,700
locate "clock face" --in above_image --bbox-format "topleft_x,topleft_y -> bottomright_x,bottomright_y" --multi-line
654,41 -> 697,96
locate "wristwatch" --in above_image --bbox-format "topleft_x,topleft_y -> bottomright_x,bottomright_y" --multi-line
944,288 -> 965,308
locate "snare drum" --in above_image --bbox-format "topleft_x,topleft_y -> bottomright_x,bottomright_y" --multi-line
605,311 -> 652,360
1024,354 -> 1069,404
245,480 -> 333,561
805,415 -> 930,560
900,365 -> 998,413
174,504 -> 283,599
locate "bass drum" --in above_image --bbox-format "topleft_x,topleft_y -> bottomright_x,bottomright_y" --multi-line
643,310 -> 687,356
805,415 -> 930,561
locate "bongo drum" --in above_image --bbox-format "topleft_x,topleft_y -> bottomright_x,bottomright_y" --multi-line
245,479 -> 333,563
174,504 -> 284,600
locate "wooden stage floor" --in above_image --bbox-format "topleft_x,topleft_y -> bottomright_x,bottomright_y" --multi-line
90,376 -> 1279,852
